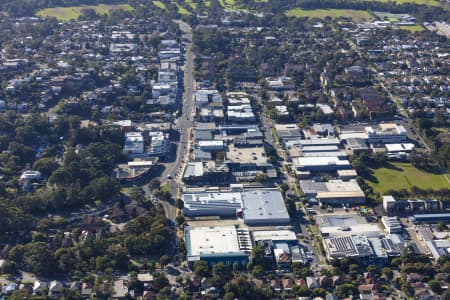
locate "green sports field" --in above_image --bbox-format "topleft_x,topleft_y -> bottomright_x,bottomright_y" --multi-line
36,4 -> 132,21
285,8 -> 373,22
367,162 -> 449,195
373,0 -> 441,6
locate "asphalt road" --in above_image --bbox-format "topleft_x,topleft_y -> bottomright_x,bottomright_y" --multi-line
143,20 -> 195,221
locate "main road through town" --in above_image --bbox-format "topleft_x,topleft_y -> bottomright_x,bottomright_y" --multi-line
143,20 -> 195,221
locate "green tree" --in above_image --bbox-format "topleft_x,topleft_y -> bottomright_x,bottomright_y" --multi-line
194,260 -> 210,277
252,265 -> 265,278
382,267 -> 393,280
33,157 -> 59,178
251,245 -> 265,265
175,198 -> 184,209
428,279 -> 442,295
160,255 -> 170,268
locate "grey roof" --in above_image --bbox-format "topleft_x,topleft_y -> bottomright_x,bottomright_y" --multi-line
241,190 -> 290,225
196,122 -> 217,131
194,130 -> 213,141
346,138 -> 369,149
194,149 -> 212,161
299,180 -> 328,195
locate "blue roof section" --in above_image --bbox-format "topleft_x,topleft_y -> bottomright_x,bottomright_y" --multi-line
410,213 -> 450,222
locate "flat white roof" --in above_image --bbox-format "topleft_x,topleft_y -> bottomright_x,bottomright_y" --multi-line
252,230 -> 297,242
321,223 -> 381,237
241,190 -> 290,224
182,191 -> 242,204
186,226 -> 241,256
325,180 -> 362,192
385,143 -> 415,152
295,156 -> 350,166
199,140 -> 224,147
127,161 -> 153,167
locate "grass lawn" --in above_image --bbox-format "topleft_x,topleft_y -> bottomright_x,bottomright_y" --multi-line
174,3 -> 190,14
285,8 -> 373,22
399,25 -> 425,32
36,4 -> 132,21
374,11 -> 404,21
153,1 -> 167,10
373,0 -> 441,6
367,162 -> 449,195
160,183 -> 172,195
218,0 -> 240,9
184,0 -> 197,10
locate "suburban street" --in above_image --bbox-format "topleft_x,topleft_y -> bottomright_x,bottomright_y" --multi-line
143,20 -> 195,221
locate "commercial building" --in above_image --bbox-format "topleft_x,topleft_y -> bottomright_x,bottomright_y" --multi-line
425,240 -> 450,262
293,157 -> 351,173
227,107 -> 256,123
252,230 -> 298,245
182,191 -> 242,218
185,226 -> 252,266
381,216 -> 402,234
274,124 -> 303,142
183,162 -> 204,181
317,214 -> 381,238
195,89 -> 222,109
300,179 -> 365,205
293,138 -> 340,147
383,195 -> 443,215
385,143 -> 415,153
183,161 -> 230,184
344,138 -> 369,155
182,189 -> 290,225
409,213 -> 450,224
115,160 -> 153,182
323,235 -> 375,262
198,140 -> 224,151
241,190 -> 290,225
366,123 -> 407,144
337,169 -> 358,180
252,230 -> 301,267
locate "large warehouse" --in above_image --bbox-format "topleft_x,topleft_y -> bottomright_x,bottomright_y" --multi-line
184,226 -> 252,266
299,179 -> 365,205
241,190 -> 290,225
182,189 -> 290,225
293,157 -> 351,173
181,191 -> 242,217
317,214 -> 381,238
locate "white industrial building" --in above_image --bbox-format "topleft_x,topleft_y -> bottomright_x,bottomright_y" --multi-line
366,123 -> 407,144
182,189 -> 290,225
252,230 -> 297,244
381,216 -> 402,234
293,156 -> 351,173
240,190 -> 290,225
385,143 -> 415,153
185,226 -> 252,266
198,140 -> 224,151
300,179 -> 365,204
182,191 -> 243,217
317,214 -> 382,238
323,235 -> 375,261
